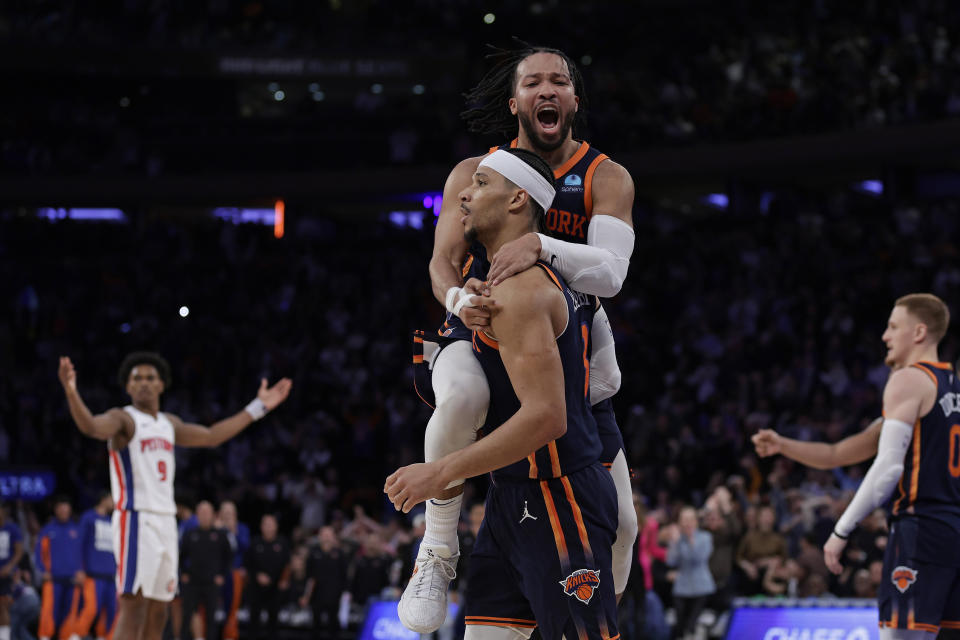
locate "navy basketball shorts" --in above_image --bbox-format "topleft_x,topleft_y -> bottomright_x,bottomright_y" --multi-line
592,398 -> 624,467
464,462 -> 620,640
878,516 -> 960,633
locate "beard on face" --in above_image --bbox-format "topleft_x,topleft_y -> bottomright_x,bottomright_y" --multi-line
464,225 -> 479,245
518,109 -> 575,153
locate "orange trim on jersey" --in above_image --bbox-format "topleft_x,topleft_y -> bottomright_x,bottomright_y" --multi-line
918,360 -> 952,370
40,536 -> 51,574
879,620 -> 939,633
602,462 -> 613,468
909,418 -> 921,507
461,254 -> 475,279
581,323 -> 590,398
540,480 -> 570,569
560,475 -> 593,561
893,472 -> 906,514
117,511 -> 128,591
110,451 -> 125,510
941,621 -> 960,629
465,616 -> 537,627
465,619 -> 538,629
583,153 -> 609,218
475,330 -> 499,350
413,383 -> 435,411
412,355 -> 424,364
548,441 -> 562,477
910,362 -> 938,386
527,453 -> 539,479
534,262 -> 563,291
414,335 -> 423,344
554,142 -> 590,179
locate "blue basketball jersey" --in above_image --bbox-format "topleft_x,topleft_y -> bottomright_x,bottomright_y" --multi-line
437,140 -> 610,341
471,261 -> 600,481
890,360 -> 960,530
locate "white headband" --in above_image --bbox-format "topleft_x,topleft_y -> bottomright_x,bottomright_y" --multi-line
477,150 -> 556,212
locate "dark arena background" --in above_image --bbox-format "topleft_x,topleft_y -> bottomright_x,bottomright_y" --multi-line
3,1 -> 960,639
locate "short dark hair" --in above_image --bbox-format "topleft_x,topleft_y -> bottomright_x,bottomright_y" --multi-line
503,147 -> 554,229
117,351 -> 172,388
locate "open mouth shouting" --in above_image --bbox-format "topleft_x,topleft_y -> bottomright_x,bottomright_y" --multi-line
536,104 -> 560,135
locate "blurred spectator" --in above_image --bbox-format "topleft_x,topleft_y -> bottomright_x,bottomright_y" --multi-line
74,492 -> 116,640
34,497 -> 82,640
666,507 -> 715,640
244,514 -> 290,640
302,527 -> 349,640
9,569 -> 39,640
735,505 -> 787,595
0,504 -> 25,640
701,487 -> 741,611
179,501 -> 231,640
217,501 -> 249,640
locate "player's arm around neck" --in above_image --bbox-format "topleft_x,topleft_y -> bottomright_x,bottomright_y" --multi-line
436,270 -> 568,483
429,157 -> 482,305
489,161 -> 635,295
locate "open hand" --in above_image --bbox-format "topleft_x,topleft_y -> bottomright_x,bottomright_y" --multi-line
58,357 -> 77,392
258,377 -> 293,411
487,233 -> 541,285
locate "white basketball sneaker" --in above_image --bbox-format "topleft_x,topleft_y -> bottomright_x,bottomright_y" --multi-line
397,543 -> 459,633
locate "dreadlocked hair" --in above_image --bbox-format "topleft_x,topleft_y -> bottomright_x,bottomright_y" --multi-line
461,38 -> 587,139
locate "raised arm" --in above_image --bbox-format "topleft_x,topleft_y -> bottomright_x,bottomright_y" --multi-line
58,357 -> 134,442
385,270 -> 567,512
487,160 -> 635,296
752,417 -> 883,470
169,377 -> 292,448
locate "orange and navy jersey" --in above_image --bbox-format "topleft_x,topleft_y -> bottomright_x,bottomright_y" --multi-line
438,140 -> 610,341
891,360 -> 960,529
34,519 -> 83,580
472,260 -> 600,481
494,139 -> 609,243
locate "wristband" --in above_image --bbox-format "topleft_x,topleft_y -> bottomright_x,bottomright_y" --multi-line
244,398 -> 268,421
832,528 -> 848,540
445,286 -> 463,313
452,293 -> 476,317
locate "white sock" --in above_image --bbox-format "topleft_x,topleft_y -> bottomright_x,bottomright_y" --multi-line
422,496 -> 462,553
0,626 -> 10,640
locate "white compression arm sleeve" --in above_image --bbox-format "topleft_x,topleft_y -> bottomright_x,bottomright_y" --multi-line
537,215 -> 634,298
834,418 -> 913,537
589,304 -> 621,404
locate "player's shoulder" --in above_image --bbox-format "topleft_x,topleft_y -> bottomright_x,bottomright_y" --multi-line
886,365 -> 938,397
592,155 -> 632,183
490,265 -> 565,317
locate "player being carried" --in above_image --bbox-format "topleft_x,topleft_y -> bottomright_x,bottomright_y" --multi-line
400,40 -> 636,634
388,147 -> 619,640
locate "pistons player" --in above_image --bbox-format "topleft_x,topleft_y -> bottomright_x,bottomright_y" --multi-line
58,352 -> 291,640
823,294 -> 960,639
399,43 -> 636,633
